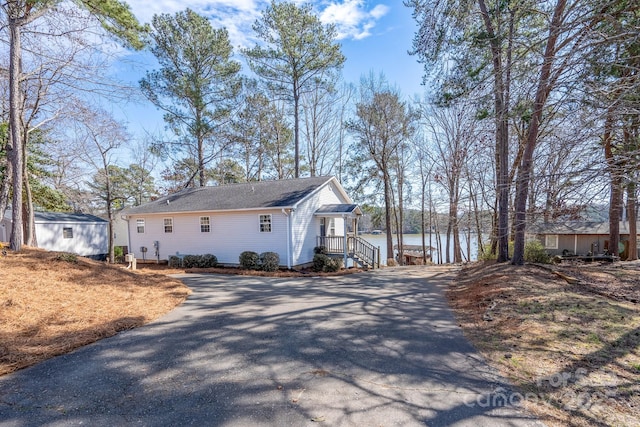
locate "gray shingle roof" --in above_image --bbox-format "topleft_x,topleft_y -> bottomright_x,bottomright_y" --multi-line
529,221 -> 639,235
2,209 -> 107,224
34,212 -> 107,223
125,176 -> 336,215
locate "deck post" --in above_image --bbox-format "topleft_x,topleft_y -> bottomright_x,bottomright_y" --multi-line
343,214 -> 348,267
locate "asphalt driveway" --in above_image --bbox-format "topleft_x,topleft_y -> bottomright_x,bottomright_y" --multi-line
0,267 -> 543,426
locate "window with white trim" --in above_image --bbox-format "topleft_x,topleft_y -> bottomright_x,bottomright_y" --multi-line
259,214 -> 272,233
63,227 -> 73,239
544,234 -> 558,249
164,218 -> 173,233
200,216 -> 210,233
136,219 -> 145,233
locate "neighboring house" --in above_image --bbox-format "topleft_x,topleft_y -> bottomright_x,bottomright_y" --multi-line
528,221 -> 640,259
121,176 -> 374,268
1,210 -> 108,259
112,210 -> 130,251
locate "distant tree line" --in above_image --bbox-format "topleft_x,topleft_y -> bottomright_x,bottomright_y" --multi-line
1,0 -> 638,267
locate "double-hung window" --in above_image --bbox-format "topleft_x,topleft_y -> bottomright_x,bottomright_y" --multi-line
544,235 -> 558,250
136,219 -> 145,233
259,214 -> 272,233
200,216 -> 210,233
164,218 -> 173,233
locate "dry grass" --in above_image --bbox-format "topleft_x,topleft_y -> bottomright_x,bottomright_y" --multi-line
450,261 -> 640,427
0,246 -> 191,376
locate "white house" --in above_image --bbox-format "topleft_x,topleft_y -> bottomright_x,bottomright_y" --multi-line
1,210 -> 108,259
121,176 -> 376,268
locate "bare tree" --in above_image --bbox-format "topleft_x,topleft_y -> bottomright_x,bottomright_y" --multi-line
422,101 -> 478,263
73,106 -> 128,263
1,0 -> 145,251
346,74 -> 416,263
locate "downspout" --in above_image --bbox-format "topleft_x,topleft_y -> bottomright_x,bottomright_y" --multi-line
123,214 -> 131,257
282,208 -> 292,269
574,234 -> 577,255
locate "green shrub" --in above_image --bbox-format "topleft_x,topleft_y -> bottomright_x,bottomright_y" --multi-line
200,254 -> 218,268
314,246 -> 327,255
524,240 -> 551,264
313,253 -> 342,272
168,255 -> 181,268
325,257 -> 343,272
182,255 -> 200,268
239,251 -> 260,270
179,254 -> 218,268
260,252 -> 280,272
313,253 -> 331,272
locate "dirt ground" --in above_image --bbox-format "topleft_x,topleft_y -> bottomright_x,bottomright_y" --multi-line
0,247 -> 191,376
450,261 -> 640,427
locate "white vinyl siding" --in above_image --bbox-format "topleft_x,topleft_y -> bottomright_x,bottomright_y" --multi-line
164,218 -> 173,233
127,211 -> 288,265
290,181 -> 350,265
35,221 -> 108,256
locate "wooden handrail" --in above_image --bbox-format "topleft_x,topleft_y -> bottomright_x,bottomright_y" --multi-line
316,235 -> 378,269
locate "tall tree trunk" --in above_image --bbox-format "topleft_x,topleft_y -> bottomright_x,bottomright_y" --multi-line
22,131 -> 36,247
627,181 -> 637,260
512,0 -> 566,265
603,108 -> 621,258
383,171 -> 394,264
8,11 -> 24,251
293,85 -> 300,178
477,0 -> 510,262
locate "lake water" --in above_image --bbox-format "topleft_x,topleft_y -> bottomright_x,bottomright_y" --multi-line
359,233 -> 481,265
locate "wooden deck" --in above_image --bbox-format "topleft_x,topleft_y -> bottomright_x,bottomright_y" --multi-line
316,235 -> 380,269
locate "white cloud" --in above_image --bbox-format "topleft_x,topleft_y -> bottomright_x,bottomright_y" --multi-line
126,0 -> 390,46
126,0 -> 264,47
319,0 -> 389,40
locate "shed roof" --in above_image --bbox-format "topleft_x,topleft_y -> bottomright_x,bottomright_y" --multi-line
34,212 -> 107,224
124,176 -> 343,215
3,209 -> 107,224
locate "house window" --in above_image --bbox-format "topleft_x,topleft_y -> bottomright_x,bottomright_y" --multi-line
328,218 -> 336,236
200,216 -> 210,233
259,214 -> 272,233
164,218 -> 173,233
136,219 -> 145,233
63,227 -> 73,239
545,234 -> 558,249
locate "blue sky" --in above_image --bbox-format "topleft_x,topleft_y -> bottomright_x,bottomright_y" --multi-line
116,0 -> 426,137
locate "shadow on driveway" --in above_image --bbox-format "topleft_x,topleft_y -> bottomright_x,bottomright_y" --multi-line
0,267 -> 543,426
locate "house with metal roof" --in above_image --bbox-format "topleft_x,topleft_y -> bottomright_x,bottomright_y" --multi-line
1,210 -> 108,259
527,221 -> 640,259
121,176 -> 377,269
